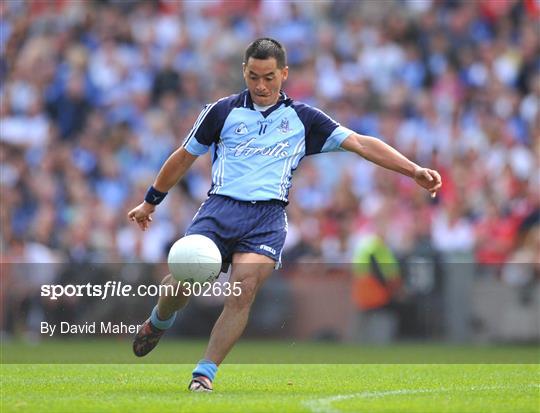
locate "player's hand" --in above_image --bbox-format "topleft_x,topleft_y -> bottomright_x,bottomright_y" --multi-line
127,202 -> 156,231
413,167 -> 442,198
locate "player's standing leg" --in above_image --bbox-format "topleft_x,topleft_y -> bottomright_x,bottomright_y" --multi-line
189,252 -> 275,392
133,274 -> 189,357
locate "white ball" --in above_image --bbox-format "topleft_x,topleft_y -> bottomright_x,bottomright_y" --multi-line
167,234 -> 222,284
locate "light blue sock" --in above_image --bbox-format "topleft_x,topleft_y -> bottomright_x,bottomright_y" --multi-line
192,359 -> 218,381
149,305 -> 176,330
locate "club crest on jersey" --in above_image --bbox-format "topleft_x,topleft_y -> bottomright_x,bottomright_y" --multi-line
279,118 -> 291,134
235,123 -> 248,135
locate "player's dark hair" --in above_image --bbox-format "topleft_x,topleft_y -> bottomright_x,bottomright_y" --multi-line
244,38 -> 287,68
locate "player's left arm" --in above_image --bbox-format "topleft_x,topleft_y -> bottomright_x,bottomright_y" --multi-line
341,133 -> 442,197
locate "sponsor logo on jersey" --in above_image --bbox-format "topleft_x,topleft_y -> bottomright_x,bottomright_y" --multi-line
231,138 -> 289,158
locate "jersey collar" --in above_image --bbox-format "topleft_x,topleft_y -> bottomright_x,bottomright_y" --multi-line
242,90 -> 292,118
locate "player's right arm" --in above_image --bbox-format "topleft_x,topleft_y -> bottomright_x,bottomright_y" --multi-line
128,97 -> 229,231
127,148 -> 197,231
152,147 -> 198,193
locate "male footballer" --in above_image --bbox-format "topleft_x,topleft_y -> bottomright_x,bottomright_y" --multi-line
128,38 -> 442,392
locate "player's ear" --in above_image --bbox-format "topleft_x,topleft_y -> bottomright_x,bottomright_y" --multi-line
242,62 -> 248,84
281,66 -> 289,81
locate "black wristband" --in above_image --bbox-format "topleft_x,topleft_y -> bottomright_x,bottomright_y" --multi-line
144,186 -> 168,205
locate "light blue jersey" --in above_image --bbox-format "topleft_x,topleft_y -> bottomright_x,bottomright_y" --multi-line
183,90 -> 353,203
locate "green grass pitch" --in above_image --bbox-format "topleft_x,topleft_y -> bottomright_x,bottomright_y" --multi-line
1,340 -> 539,413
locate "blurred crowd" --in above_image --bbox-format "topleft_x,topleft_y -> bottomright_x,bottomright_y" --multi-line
1,0 -> 539,282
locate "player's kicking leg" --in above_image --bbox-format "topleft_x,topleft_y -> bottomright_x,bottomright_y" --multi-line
133,274 -> 189,357
188,252 -> 275,392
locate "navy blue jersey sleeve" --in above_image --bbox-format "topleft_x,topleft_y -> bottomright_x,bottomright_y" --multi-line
291,102 -> 354,156
183,97 -> 236,155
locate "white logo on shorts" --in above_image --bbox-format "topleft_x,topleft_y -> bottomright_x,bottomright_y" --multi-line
259,245 -> 276,255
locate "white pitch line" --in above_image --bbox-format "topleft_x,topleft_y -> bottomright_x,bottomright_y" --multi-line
303,388 -> 440,413
303,384 -> 540,413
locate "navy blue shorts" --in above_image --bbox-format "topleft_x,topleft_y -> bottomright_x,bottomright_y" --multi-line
185,195 -> 287,270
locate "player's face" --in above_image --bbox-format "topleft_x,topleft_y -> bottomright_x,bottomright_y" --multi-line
243,57 -> 288,107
